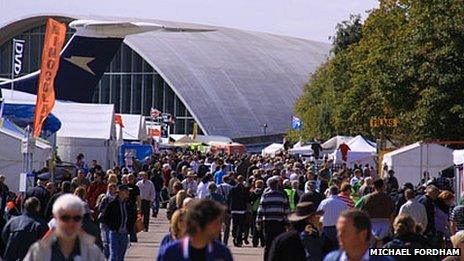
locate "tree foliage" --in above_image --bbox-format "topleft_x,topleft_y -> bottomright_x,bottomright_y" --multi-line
330,14 -> 363,55
294,0 -> 464,144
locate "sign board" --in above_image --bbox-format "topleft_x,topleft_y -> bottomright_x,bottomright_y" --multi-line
148,125 -> 161,142
19,172 -> 35,192
369,118 -> 400,128
13,39 -> 26,76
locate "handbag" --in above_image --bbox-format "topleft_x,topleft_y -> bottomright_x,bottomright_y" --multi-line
135,213 -> 145,233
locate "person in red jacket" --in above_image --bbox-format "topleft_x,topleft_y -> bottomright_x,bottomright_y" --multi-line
338,143 -> 351,162
86,171 -> 107,210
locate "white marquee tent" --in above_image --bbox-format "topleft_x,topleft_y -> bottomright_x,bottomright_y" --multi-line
0,125 -> 51,192
453,149 -> 464,165
52,102 -> 118,170
322,135 -> 353,151
116,114 -> 148,141
331,135 -> 377,167
382,142 -> 454,186
288,145 -> 313,156
2,89 -> 117,172
262,143 -> 284,157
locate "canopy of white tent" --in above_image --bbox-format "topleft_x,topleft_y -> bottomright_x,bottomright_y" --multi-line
383,142 -> 454,186
53,103 -> 117,170
0,127 -> 51,192
289,145 -> 313,156
3,90 -> 118,170
116,114 -> 147,141
331,135 -> 377,167
322,135 -> 353,150
454,149 -> 464,165
262,143 -> 284,157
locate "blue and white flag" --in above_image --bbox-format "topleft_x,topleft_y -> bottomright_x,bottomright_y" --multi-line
12,39 -> 26,76
292,116 -> 302,130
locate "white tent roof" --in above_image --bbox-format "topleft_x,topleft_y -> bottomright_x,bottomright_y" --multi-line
454,149 -> 464,165
3,89 -> 115,140
116,114 -> 147,141
347,135 -> 376,152
288,145 -> 313,155
383,142 -> 454,185
52,102 -> 115,140
322,135 -> 353,150
262,143 -> 284,156
0,126 -> 51,192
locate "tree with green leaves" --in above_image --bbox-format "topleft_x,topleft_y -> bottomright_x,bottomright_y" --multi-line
294,0 -> 464,144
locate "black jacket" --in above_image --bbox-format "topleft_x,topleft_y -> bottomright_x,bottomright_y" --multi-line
150,173 -> 164,192
101,197 -> 136,232
383,233 -> 437,261
228,184 -> 248,211
299,191 -> 324,208
418,194 -> 436,234
44,191 -> 70,221
268,230 -> 306,261
2,212 -> 48,261
25,186 -> 50,217
197,164 -> 209,179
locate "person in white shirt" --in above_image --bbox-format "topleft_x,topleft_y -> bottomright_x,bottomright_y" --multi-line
398,189 -> 428,230
136,172 -> 156,231
190,156 -> 200,173
196,173 -> 213,199
317,186 -> 349,252
350,169 -> 363,187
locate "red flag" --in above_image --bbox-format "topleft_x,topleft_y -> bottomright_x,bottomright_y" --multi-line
33,18 -> 66,137
115,114 -> 124,127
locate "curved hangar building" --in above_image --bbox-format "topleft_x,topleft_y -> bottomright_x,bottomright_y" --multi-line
0,15 -> 330,142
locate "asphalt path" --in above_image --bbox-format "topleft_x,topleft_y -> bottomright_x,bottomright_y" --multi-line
126,208 -> 264,260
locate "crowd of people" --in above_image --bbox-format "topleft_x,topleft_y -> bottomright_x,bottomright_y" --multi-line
0,149 -> 462,260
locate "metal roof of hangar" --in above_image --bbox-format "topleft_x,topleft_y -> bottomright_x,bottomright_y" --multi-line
123,20 -> 330,139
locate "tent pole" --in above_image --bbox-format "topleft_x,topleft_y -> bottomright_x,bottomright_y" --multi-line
420,142 -> 423,186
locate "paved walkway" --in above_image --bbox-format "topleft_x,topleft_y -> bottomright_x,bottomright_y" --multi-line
126,209 -> 264,260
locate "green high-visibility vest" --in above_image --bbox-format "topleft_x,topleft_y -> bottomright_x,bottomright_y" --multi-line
284,188 -> 297,211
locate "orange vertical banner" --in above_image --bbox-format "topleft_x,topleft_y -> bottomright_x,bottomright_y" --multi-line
33,18 -> 66,137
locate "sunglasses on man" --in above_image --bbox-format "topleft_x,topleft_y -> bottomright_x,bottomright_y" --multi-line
60,215 -> 83,222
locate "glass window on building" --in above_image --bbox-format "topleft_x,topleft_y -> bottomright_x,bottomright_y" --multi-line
0,22 -> 197,135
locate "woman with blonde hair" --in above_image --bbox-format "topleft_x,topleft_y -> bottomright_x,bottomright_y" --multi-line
443,230 -> 464,261
107,173 -> 118,184
176,190 -> 188,209
384,214 -> 432,260
159,209 -> 187,248
74,186 -> 91,215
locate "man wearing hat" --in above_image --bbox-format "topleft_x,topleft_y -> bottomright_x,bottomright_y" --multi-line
101,184 -> 136,261
268,202 -> 324,261
182,170 -> 198,195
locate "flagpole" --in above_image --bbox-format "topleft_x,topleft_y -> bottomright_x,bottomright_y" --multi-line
10,39 -> 15,99
0,98 -> 4,127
